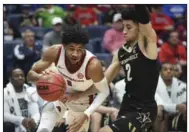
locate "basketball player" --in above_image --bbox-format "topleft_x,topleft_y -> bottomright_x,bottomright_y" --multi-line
27,26 -> 110,132
99,5 -> 159,132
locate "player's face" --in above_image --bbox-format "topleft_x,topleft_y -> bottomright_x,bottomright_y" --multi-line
65,43 -> 85,64
123,20 -> 139,42
11,69 -> 25,88
161,63 -> 174,80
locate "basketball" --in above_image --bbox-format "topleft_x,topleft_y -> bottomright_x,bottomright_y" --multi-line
36,72 -> 66,102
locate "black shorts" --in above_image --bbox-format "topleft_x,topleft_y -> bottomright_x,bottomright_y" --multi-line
109,108 -> 157,132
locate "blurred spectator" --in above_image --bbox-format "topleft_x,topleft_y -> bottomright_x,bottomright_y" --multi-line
103,13 -> 125,54
35,4 -> 66,28
4,68 -> 40,132
74,5 -> 98,28
155,62 -> 186,132
3,6 -> 15,41
90,61 -> 119,132
63,7 -> 78,26
3,58 -> 9,88
13,30 -> 42,77
162,4 -> 187,19
43,17 -> 63,50
176,10 -> 187,42
101,5 -> 121,26
20,5 -> 37,27
151,5 -> 174,39
94,5 -> 111,13
101,5 -> 133,26
4,5 -> 22,14
173,63 -> 183,79
159,30 -> 187,66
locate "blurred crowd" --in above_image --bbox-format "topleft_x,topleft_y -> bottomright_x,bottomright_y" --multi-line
3,4 -> 187,132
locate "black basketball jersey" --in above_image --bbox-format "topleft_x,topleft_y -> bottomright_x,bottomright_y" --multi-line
118,42 -> 159,104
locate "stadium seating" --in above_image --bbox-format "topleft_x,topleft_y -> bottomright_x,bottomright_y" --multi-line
7,14 -> 22,30
4,40 -> 23,58
85,25 -> 110,39
95,53 -> 112,66
87,37 -> 106,53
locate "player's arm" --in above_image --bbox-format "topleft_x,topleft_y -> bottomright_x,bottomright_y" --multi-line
83,58 -> 110,118
135,5 -> 158,60
105,50 -> 121,83
27,45 -> 61,82
70,51 -> 121,98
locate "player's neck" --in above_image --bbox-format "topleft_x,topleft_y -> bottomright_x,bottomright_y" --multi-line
163,79 -> 172,86
127,40 -> 138,48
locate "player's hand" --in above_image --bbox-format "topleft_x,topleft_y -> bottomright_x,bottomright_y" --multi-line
67,113 -> 88,132
41,69 -> 54,75
27,118 -> 36,129
55,118 -> 65,127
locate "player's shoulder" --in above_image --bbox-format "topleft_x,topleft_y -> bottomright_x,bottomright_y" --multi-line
85,49 -> 95,56
43,44 -> 62,60
87,57 -> 102,71
45,44 -> 62,53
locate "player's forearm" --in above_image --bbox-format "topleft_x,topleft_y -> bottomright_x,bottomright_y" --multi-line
84,90 -> 109,117
27,70 -> 41,83
84,77 -> 110,117
105,63 -> 120,83
135,5 -> 157,42
135,5 -> 150,25
77,85 -> 98,98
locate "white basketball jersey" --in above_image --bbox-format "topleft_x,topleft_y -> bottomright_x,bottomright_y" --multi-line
56,46 -> 95,93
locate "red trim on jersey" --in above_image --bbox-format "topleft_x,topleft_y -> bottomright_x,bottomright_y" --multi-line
85,56 -> 96,80
89,94 -> 94,105
55,46 -> 62,66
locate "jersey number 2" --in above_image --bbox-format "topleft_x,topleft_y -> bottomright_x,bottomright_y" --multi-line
125,64 -> 132,81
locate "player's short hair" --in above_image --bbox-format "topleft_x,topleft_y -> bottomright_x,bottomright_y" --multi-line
121,8 -> 138,23
62,25 -> 89,46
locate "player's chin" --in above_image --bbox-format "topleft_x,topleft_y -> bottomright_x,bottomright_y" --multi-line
70,59 -> 79,64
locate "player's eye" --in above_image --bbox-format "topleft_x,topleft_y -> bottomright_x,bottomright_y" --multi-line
69,48 -> 75,51
77,49 -> 82,52
127,27 -> 132,30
